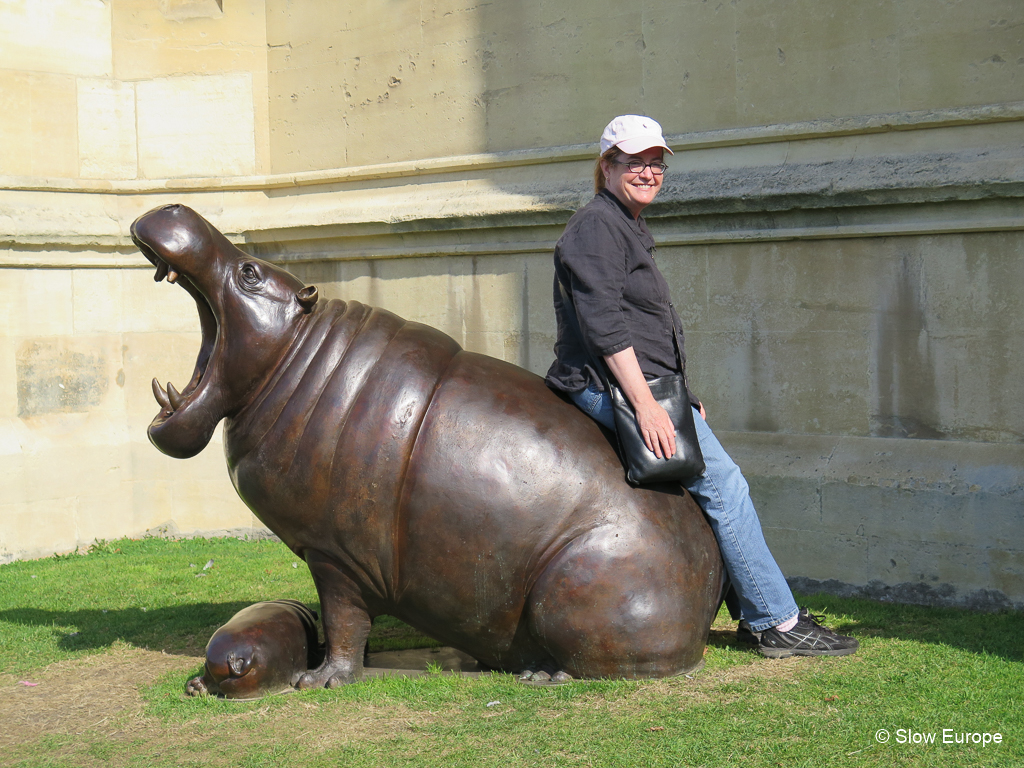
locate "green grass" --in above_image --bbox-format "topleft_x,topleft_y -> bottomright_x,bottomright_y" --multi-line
1,537 -> 1021,768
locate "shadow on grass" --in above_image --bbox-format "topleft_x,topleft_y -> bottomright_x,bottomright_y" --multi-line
0,603 -> 254,657
0,604 -> 442,661
706,593 -> 1024,663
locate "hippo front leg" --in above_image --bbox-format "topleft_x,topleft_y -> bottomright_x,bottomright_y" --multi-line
297,549 -> 373,689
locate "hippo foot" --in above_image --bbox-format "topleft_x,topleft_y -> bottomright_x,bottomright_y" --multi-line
296,662 -> 359,690
186,675 -> 210,697
518,669 -> 573,686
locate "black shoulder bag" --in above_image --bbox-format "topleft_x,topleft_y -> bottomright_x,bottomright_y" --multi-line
558,281 -> 706,486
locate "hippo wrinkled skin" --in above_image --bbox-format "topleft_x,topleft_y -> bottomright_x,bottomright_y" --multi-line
132,204 -> 723,687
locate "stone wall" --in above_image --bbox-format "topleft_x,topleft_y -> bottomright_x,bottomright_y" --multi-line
1,1 -> 1021,609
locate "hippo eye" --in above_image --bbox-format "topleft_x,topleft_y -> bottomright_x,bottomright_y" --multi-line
239,262 -> 261,290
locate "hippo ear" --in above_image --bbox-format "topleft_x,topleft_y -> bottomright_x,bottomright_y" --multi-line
296,285 -> 318,312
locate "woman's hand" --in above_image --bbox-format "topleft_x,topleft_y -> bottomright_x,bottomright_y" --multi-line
604,348 -> 677,459
633,398 -> 677,459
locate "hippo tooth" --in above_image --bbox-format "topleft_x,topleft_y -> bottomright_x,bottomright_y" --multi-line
152,378 -> 171,410
167,381 -> 186,411
167,269 -> 180,284
154,260 -> 169,282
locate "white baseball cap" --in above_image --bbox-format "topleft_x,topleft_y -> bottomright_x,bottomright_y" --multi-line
599,115 -> 674,156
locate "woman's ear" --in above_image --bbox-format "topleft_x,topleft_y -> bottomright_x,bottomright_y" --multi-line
296,285 -> 318,311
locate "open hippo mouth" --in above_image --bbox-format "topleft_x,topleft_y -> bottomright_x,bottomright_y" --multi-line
130,204 -> 231,459
139,241 -> 217,423
131,204 -> 315,459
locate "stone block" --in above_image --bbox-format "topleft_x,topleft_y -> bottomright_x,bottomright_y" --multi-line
820,437 -> 1024,550
0,0 -> 112,77
763,526 -> 869,586
72,268 -> 201,336
15,336 -> 121,420
0,497 -> 80,563
641,0 -> 740,133
136,74 -> 256,178
915,232 -> 1024,335
897,0 -> 1024,111
158,0 -> 224,22
0,71 -> 79,178
112,0 -> 267,81
475,1 -> 645,151
77,79 -> 138,180
121,331 -> 203,433
733,0 -> 901,126
0,269 -> 74,339
690,328 -> 871,435
0,336 -> 17,421
865,536 -> 1022,599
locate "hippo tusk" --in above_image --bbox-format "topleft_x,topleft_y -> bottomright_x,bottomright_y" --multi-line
167,381 -> 185,411
154,260 -> 169,282
152,378 -> 171,410
167,269 -> 180,284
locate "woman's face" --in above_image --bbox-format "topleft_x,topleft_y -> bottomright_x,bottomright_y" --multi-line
601,146 -> 665,219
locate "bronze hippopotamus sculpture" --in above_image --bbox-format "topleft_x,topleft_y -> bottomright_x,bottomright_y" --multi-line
186,600 -> 321,699
131,203 -> 723,687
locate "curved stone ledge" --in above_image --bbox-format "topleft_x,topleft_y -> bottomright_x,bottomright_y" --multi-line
3,104 -> 1023,269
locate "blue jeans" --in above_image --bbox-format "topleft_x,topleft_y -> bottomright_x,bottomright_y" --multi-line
570,383 -> 799,632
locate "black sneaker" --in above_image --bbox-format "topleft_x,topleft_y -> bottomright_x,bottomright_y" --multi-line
758,608 -> 859,658
736,620 -> 761,645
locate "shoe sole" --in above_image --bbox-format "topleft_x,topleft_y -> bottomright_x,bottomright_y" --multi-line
758,646 -> 859,659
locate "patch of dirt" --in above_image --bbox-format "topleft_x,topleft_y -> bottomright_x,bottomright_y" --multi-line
0,646 -> 199,747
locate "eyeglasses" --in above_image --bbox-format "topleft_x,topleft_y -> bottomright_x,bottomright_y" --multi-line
613,158 -> 668,175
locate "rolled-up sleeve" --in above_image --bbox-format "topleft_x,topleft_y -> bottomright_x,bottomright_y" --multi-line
557,217 -> 632,358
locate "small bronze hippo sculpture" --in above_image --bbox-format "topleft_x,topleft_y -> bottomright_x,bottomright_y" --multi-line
186,600 -> 321,699
132,204 -> 723,686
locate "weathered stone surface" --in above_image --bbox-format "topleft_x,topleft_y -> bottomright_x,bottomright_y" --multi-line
0,72 -> 79,178
78,79 -> 138,180
137,75 -> 257,178
0,0 -> 112,77
722,430 -> 1024,609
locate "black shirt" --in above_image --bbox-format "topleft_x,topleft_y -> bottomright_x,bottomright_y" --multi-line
545,189 -> 697,405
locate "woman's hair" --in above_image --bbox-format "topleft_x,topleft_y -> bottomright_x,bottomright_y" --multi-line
593,147 -> 620,193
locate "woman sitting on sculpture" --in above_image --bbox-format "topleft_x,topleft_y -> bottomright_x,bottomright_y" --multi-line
545,114 -> 858,658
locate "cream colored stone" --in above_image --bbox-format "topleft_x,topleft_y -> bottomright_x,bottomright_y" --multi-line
110,0 -> 270,173
136,74 -> 256,178
0,0 -> 112,77
0,270 -> 74,338
0,189 -> 125,245
72,268 -> 200,336
158,0 -> 223,22
77,79 -> 138,180
0,497 -> 81,563
0,339 -> 17,421
0,71 -> 79,178
112,0 -> 267,81
121,332 -> 204,434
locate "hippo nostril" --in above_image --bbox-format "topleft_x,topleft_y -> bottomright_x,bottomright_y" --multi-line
161,204 -> 182,212
227,652 -> 252,677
